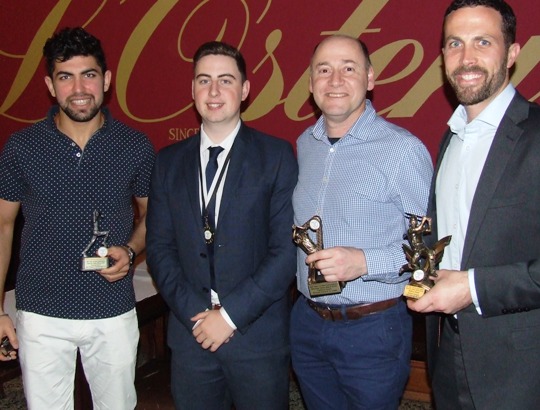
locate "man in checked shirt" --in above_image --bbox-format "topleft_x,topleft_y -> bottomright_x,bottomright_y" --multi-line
290,34 -> 433,410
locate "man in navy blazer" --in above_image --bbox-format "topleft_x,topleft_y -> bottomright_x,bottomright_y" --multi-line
146,41 -> 298,409
408,1 -> 540,409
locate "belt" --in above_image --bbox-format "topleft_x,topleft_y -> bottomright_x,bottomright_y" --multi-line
307,297 -> 400,321
446,315 -> 459,334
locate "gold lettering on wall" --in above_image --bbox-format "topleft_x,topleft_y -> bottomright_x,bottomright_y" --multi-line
0,0 -> 538,128
243,29 -> 284,121
168,127 -> 199,140
281,0 -> 389,123
0,0 -> 71,121
116,0 -> 194,123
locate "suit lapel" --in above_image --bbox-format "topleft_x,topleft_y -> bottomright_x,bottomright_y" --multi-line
461,94 -> 528,268
218,125 -> 250,222
183,134 -> 206,232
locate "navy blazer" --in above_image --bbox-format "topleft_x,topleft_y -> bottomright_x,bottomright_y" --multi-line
146,123 -> 298,351
426,92 -> 540,409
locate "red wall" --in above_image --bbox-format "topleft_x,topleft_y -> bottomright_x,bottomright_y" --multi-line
1,0 -> 539,159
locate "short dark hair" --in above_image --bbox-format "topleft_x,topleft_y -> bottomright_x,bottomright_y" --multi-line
43,27 -> 107,77
193,41 -> 247,83
444,0 -> 516,47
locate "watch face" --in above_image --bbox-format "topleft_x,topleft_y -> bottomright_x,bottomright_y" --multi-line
413,269 -> 425,281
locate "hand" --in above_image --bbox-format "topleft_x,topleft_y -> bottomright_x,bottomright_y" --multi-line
305,246 -> 367,282
407,269 -> 472,314
191,310 -> 234,352
0,315 -> 18,361
97,245 -> 131,282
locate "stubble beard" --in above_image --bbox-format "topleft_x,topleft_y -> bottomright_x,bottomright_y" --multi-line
448,57 -> 508,106
60,98 -> 102,123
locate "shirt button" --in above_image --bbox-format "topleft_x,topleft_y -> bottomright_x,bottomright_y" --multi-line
71,142 -> 76,147
76,153 -> 81,158
329,148 -> 335,153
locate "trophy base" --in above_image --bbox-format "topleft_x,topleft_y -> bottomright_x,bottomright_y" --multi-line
403,282 -> 432,300
308,281 -> 343,297
80,257 -> 110,271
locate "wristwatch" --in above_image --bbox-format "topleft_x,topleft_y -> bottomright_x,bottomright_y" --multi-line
122,245 -> 136,266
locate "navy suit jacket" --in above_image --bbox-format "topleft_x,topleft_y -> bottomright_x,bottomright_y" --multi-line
426,92 -> 540,409
146,123 -> 298,352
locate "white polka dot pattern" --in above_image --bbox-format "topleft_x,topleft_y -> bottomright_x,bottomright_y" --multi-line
0,107 -> 155,319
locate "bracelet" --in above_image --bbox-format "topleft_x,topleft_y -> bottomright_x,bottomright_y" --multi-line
121,245 -> 136,266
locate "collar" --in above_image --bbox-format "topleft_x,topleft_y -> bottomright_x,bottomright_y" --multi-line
311,100 -> 376,143
47,106 -> 111,136
448,84 -> 516,138
200,120 -> 241,152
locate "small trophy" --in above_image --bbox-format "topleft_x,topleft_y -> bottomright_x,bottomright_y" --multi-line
293,215 -> 345,297
80,210 -> 110,271
400,214 -> 451,299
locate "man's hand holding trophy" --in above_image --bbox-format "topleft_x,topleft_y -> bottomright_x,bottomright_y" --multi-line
293,216 -> 345,297
399,213 -> 451,299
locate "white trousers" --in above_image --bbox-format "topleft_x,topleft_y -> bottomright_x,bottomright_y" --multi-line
17,309 -> 139,410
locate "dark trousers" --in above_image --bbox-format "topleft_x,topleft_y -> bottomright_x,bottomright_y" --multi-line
431,320 -> 476,410
168,317 -> 290,410
291,296 -> 412,410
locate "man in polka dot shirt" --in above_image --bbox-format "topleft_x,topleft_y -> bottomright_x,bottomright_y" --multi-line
0,27 -> 155,409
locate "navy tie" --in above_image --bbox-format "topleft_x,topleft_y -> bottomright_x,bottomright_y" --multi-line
205,146 -> 223,292
206,146 -> 224,193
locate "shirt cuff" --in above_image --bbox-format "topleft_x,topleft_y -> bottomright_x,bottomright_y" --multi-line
219,307 -> 237,330
468,268 -> 482,315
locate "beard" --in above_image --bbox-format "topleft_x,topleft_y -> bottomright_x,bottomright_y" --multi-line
60,96 -> 102,123
448,57 -> 508,106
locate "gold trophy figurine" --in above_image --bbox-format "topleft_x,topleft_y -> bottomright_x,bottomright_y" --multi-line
400,214 -> 451,299
293,215 -> 345,297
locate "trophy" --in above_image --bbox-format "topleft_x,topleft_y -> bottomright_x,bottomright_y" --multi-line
293,215 -> 345,297
399,214 -> 451,299
80,210 -> 110,271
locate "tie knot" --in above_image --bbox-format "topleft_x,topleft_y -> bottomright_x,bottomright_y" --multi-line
208,146 -> 224,161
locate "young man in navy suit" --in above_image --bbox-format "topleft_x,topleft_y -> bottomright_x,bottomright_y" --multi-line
408,1 -> 540,409
146,41 -> 298,410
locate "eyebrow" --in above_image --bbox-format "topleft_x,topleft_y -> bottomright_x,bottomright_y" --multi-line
54,68 -> 99,78
315,59 -> 359,67
195,73 -> 237,80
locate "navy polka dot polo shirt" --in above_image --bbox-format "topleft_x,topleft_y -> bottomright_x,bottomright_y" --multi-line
0,106 -> 155,319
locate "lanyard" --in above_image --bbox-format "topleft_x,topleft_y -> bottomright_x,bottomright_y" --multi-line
198,147 -> 233,243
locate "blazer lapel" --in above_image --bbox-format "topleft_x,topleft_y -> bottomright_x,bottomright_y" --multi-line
461,95 -> 528,268
182,134 -> 206,234
217,125 -> 250,223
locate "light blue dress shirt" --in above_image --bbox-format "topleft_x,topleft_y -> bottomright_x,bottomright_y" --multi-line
293,100 -> 433,304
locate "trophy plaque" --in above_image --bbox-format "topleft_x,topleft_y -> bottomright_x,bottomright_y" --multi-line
293,215 -> 345,297
80,210 -> 110,271
400,214 -> 451,299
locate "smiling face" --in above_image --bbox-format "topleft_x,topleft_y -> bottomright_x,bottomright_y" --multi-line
443,6 -> 520,118
45,55 -> 111,123
309,36 -> 375,137
192,54 -> 250,141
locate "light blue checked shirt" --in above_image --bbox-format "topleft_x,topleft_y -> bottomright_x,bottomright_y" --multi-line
293,100 -> 433,304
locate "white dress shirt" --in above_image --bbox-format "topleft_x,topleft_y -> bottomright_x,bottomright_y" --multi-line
436,84 -> 516,313
198,120 -> 241,329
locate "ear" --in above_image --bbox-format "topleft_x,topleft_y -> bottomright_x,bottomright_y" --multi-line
366,66 -> 375,92
44,76 -> 56,98
241,79 -> 250,101
309,76 -> 313,94
506,43 -> 521,69
192,80 -> 195,100
103,70 -> 112,92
